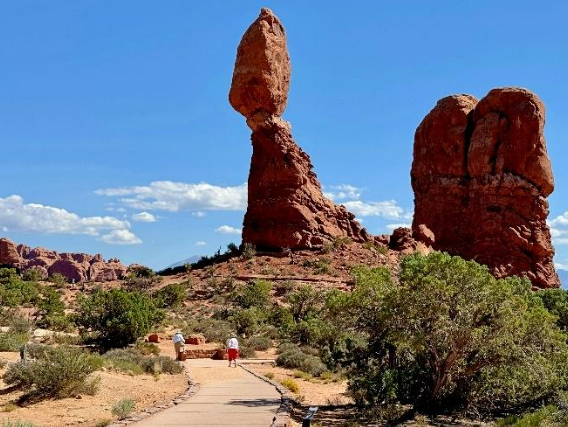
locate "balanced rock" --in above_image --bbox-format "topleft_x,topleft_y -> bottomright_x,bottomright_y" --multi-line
412,87 -> 559,288
229,8 -> 367,249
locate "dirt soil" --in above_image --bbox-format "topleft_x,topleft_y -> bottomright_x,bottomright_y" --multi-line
0,351 -> 188,427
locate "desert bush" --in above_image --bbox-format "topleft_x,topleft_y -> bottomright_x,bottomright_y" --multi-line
265,372 -> 275,380
4,345 -> 102,401
35,286 -> 72,331
9,317 -> 33,335
2,421 -> 39,427
286,285 -> 324,322
76,289 -> 164,349
153,283 -> 186,308
135,341 -> 160,356
22,268 -> 44,282
104,348 -> 182,375
497,404 -> 568,427
183,318 -> 233,344
111,398 -> 136,420
302,258 -> 334,275
241,243 -> 256,260
276,344 -> 326,377
124,266 -> 162,291
246,335 -> 272,351
0,276 -> 39,307
0,332 -> 28,352
238,343 -> 256,359
230,308 -> 265,336
535,288 -> 568,331
234,280 -> 272,309
49,273 -> 67,287
345,252 -> 568,414
280,378 -> 299,393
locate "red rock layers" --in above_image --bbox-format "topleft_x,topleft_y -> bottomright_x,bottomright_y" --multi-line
411,87 -> 559,288
0,237 -> 128,283
229,8 -> 367,249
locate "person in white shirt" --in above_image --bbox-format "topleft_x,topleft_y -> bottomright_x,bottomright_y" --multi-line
226,334 -> 239,367
172,331 -> 185,361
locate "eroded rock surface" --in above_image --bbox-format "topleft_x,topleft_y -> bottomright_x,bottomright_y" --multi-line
229,8 -> 367,249
0,237 -> 129,283
412,87 -> 559,288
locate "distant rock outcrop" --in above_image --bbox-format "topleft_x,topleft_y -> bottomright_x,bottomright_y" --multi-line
411,87 -> 559,288
0,237 -> 128,283
229,8 -> 368,249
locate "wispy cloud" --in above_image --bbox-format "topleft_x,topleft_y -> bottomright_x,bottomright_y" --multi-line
342,200 -> 407,220
132,212 -> 157,223
0,195 -> 141,245
95,181 -> 247,212
386,223 -> 411,231
215,225 -> 242,235
324,184 -> 363,201
195,241 -> 207,246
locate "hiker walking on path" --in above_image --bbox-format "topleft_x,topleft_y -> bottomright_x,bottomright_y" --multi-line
226,334 -> 239,367
172,331 -> 185,361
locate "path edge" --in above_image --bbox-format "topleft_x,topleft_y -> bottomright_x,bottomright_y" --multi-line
108,367 -> 199,426
239,363 -> 296,427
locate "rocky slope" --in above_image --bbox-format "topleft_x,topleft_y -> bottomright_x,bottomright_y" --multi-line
229,8 -> 368,250
0,237 -> 128,282
412,88 -> 559,288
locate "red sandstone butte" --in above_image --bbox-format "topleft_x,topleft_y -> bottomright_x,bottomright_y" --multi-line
229,8 -> 367,250
411,87 -> 559,288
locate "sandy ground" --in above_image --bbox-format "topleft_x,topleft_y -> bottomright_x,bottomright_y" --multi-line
0,351 -> 188,427
246,363 -> 351,406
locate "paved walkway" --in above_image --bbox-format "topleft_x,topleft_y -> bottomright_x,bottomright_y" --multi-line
134,359 -> 281,426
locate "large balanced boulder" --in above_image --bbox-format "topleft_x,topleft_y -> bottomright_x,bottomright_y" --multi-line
411,87 -> 559,288
229,8 -> 368,249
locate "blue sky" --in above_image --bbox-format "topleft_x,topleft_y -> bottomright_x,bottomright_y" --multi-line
1,1 -> 567,270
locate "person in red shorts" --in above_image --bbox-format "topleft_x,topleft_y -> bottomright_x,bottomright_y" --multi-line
226,334 -> 239,367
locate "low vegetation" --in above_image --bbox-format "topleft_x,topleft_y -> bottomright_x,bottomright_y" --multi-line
111,398 -> 136,420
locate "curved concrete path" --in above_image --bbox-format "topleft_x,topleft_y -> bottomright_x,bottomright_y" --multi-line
134,359 -> 281,426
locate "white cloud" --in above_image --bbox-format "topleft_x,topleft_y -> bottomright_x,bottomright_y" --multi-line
342,200 -> 406,219
215,225 -> 242,235
386,223 -> 411,231
98,230 -> 142,245
0,195 -> 140,244
132,212 -> 157,223
192,211 -> 206,218
324,184 -> 363,201
195,241 -> 207,246
95,181 -> 247,212
549,212 -> 568,246
555,262 -> 568,270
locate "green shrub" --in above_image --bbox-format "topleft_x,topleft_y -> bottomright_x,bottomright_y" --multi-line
183,318 -> 233,344
111,398 -> 136,420
276,345 -> 326,377
345,252 -> 568,414
535,289 -> 568,331
4,345 -> 102,401
104,348 -> 182,376
241,243 -> 256,260
230,308 -> 265,336
0,277 -> 39,307
49,273 -> 67,287
2,421 -> 39,427
238,344 -> 256,359
280,378 -> 299,393
286,286 -> 324,322
22,268 -> 44,282
135,341 -> 160,356
246,335 -> 272,351
497,405 -> 567,427
124,266 -> 162,291
76,289 -> 164,349
0,332 -> 28,352
8,317 -> 33,335
234,280 -> 272,309
35,287 -> 73,331
153,283 -> 186,308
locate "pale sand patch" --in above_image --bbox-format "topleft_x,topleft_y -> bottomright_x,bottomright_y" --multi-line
0,352 -> 188,427
245,364 -> 352,406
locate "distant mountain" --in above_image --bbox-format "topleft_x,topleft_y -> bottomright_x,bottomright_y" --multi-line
558,269 -> 568,289
166,255 -> 202,269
